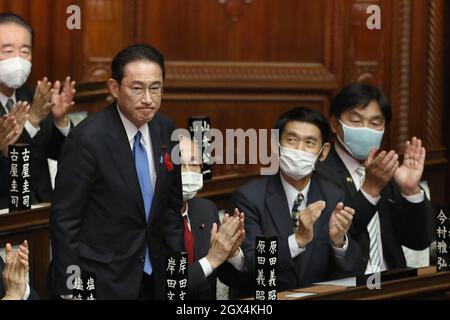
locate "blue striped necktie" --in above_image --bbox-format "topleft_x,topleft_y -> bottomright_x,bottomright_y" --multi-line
133,130 -> 153,275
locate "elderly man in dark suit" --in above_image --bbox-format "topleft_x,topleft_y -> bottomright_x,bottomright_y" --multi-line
49,44 -> 184,299
316,83 -> 434,275
231,107 -> 361,298
0,13 -> 76,208
178,135 -> 246,299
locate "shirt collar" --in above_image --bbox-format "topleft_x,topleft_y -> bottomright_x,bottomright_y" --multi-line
116,105 -> 150,147
182,202 -> 189,218
280,174 -> 311,211
334,143 -> 362,176
0,90 -> 16,109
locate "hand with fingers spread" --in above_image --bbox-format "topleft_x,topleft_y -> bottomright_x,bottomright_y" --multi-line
0,115 -> 18,155
394,137 -> 425,195
29,77 -> 54,128
222,208 -> 245,259
329,202 -> 355,248
51,76 -> 76,128
362,148 -> 399,198
295,200 -> 326,248
206,215 -> 242,270
8,101 -> 30,144
0,102 -> 30,157
2,240 -> 29,300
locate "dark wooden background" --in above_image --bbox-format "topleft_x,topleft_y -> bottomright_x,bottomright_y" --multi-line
0,0 -> 448,210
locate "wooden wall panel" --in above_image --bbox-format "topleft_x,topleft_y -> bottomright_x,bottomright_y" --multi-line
0,0 -> 448,208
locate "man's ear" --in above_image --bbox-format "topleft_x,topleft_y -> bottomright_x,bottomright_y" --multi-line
107,79 -> 119,99
319,142 -> 331,161
330,116 -> 339,135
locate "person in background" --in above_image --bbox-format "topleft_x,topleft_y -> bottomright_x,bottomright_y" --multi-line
0,13 -> 76,208
316,83 -> 434,275
231,107 -> 361,298
179,135 -> 246,299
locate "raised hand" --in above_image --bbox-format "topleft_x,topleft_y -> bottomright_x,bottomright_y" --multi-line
329,202 -> 355,248
394,137 -> 425,195
29,77 -> 54,127
51,76 -> 76,128
223,208 -> 245,259
362,148 -> 399,197
7,101 -> 30,146
0,115 -> 18,155
206,215 -> 242,270
2,240 -> 29,300
0,102 -> 30,156
295,200 -> 326,248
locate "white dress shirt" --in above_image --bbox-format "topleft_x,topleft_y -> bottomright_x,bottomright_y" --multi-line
182,203 -> 245,278
280,175 -> 348,259
334,144 -> 424,274
0,91 -> 71,138
117,106 -> 156,189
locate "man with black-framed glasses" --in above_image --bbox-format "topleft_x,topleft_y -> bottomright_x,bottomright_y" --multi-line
49,44 -> 184,300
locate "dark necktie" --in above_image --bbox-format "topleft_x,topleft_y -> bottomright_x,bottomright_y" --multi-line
1,98 -> 14,116
183,215 -> 194,265
291,193 -> 304,231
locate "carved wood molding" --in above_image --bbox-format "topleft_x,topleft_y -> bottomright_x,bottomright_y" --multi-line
217,0 -> 253,22
425,0 -> 444,148
393,0 -> 412,151
165,61 -> 337,89
83,57 -> 112,82
163,1 -> 342,89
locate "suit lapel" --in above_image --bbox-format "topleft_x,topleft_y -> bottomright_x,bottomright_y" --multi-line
187,199 -> 208,261
327,146 -> 358,197
265,174 -> 292,238
105,105 -> 146,222
148,114 -> 165,224
296,176 -> 329,281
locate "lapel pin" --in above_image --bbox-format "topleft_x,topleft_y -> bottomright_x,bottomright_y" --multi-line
346,176 -> 353,183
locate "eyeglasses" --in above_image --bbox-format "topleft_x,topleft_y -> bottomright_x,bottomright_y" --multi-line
121,83 -> 164,97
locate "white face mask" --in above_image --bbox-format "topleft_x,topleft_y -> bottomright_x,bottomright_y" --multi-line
0,57 -> 32,89
182,171 -> 203,202
279,145 -> 323,180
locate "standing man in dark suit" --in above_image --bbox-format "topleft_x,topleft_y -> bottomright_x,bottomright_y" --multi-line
0,13 -> 76,208
231,107 -> 361,298
316,83 -> 434,275
50,44 -> 184,299
178,136 -> 245,299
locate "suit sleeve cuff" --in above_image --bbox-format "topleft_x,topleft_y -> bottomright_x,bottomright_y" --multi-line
25,120 -> 40,138
227,247 -> 245,271
288,234 -> 306,258
361,189 -> 381,206
332,234 -> 349,258
55,121 -> 71,137
199,257 -> 213,278
22,283 -> 31,300
401,189 -> 425,203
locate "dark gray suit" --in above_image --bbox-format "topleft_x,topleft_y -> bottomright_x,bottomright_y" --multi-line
231,173 -> 361,298
316,146 -> 434,275
49,104 -> 184,299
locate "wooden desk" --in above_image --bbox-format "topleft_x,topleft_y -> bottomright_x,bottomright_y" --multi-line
0,204 -> 51,298
278,267 -> 450,300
